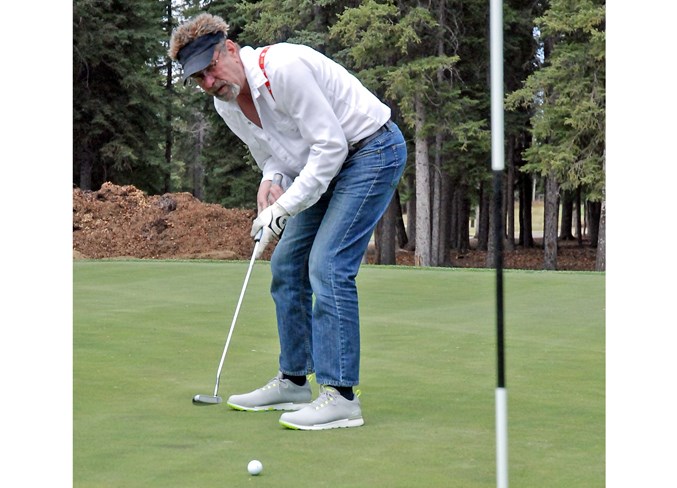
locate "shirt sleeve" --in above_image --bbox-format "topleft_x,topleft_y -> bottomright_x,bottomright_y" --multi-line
267,55 -> 349,216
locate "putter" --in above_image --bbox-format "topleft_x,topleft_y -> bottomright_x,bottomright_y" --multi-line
193,174 -> 282,405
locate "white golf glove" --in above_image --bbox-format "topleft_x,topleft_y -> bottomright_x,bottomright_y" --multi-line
251,202 -> 289,258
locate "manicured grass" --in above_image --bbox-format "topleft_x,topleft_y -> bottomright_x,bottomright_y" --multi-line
73,261 -> 604,487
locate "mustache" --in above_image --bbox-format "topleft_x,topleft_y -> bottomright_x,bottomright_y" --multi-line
206,81 -> 228,95
209,81 -> 241,101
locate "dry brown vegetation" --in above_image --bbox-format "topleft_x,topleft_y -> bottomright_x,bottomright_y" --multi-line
73,183 -> 596,271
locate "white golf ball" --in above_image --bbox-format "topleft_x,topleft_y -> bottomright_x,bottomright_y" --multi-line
247,459 -> 263,476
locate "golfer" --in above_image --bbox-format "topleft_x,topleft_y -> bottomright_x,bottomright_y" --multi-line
169,13 -> 406,430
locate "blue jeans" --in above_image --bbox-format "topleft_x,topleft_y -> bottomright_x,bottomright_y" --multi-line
270,122 -> 407,387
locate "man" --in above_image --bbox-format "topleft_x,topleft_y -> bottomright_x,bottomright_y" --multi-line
169,13 -> 407,430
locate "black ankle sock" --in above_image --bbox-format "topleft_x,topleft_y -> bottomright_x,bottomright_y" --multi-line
282,374 -> 306,386
331,386 -> 354,401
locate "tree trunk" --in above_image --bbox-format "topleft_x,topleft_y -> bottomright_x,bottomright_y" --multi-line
414,94 -> 431,267
433,14 -> 450,267
162,1 -> 174,194
192,112 -> 206,200
431,135 -> 442,267
163,86 -> 173,193
79,153 -> 93,191
473,205 -> 480,239
583,200 -> 589,238
559,189 -> 575,240
374,194 -> 398,265
477,180 -> 490,251
518,170 -> 534,247
450,183 -> 470,254
404,173 -> 416,251
439,172 -> 452,265
457,186 -> 470,254
575,186 -> 583,246
543,172 -> 560,270
595,198 -> 605,271
393,189 -> 408,249
449,184 -> 458,249
506,136 -> 516,251
588,201 -> 601,247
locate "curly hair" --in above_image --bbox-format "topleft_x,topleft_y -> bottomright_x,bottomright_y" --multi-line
168,13 -> 230,60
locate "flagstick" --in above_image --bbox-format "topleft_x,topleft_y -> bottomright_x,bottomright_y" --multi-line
490,0 -> 508,486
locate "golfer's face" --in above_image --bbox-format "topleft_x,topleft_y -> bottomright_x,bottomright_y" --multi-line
192,40 -> 245,101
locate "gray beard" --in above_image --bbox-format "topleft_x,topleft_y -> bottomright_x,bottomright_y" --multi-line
215,83 -> 241,102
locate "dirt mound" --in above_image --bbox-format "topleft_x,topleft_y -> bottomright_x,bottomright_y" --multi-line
73,182 -> 264,260
72,183 -> 597,270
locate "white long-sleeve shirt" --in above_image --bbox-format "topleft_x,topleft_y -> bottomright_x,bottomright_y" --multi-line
213,43 -> 391,216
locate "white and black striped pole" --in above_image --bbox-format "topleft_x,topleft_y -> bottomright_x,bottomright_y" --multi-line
490,0 -> 508,487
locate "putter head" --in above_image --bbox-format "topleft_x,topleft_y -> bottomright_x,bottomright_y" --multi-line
192,394 -> 223,405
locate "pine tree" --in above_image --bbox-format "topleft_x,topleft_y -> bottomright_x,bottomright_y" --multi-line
73,0 -> 167,192
507,0 -> 605,269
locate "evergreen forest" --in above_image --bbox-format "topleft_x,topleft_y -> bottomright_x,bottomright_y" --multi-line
72,0 -> 606,270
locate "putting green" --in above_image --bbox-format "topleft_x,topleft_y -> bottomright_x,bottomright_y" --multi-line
74,260 -> 604,487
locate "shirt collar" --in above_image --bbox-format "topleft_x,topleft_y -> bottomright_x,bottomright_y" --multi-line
239,46 -> 267,100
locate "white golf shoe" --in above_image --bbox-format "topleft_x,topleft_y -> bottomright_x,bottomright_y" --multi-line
226,372 -> 312,412
278,386 -> 364,430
